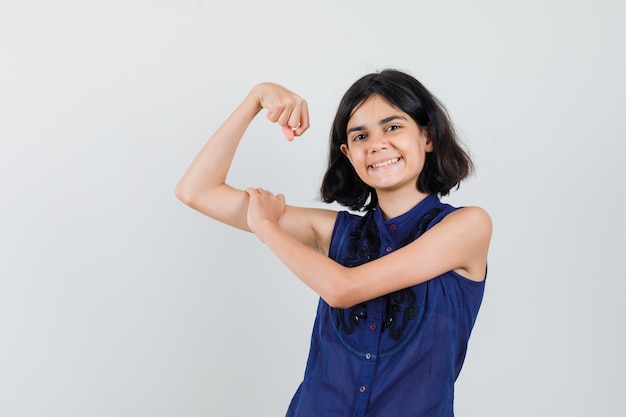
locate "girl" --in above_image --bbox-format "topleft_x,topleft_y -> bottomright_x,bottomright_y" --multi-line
176,69 -> 492,417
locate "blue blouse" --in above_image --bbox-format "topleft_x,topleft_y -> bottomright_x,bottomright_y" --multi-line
286,195 -> 485,417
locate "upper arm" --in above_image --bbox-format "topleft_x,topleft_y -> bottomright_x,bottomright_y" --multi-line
177,182 -> 338,253
176,183 -> 252,232
415,206 -> 492,282
279,205 -> 338,254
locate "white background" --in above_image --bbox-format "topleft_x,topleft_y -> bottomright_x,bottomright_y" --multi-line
1,1 -> 625,416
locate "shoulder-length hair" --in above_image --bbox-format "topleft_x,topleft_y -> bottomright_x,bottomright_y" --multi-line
320,69 -> 474,211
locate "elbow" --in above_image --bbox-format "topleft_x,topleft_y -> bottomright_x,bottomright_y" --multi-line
322,275 -> 357,309
325,294 -> 358,310
174,181 -> 196,207
323,294 -> 344,309
326,298 -> 354,310
174,184 -> 188,204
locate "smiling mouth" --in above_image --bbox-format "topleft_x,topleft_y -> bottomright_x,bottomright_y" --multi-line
370,157 -> 400,169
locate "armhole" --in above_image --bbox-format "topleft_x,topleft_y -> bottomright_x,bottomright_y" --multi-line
328,211 -> 351,262
425,204 -> 462,232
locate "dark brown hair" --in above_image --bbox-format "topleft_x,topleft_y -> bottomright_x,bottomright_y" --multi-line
320,69 -> 473,211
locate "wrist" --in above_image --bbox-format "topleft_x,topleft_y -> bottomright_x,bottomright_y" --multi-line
254,219 -> 281,243
249,83 -> 268,112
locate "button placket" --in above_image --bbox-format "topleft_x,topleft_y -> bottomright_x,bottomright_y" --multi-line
352,292 -> 383,416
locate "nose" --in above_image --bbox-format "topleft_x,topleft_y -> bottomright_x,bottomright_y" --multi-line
368,131 -> 388,152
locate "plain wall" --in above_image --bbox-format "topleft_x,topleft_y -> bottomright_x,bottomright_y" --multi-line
1,0 -> 625,416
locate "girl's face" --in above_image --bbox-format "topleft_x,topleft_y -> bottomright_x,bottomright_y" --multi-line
340,94 -> 433,198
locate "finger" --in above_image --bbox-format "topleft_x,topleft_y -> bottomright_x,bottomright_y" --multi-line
276,104 -> 296,127
266,104 -> 290,123
245,187 -> 265,196
266,109 -> 283,123
286,100 -> 302,129
275,95 -> 304,128
294,100 -> 310,137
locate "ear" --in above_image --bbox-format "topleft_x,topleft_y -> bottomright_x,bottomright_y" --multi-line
340,144 -> 352,160
423,129 -> 434,153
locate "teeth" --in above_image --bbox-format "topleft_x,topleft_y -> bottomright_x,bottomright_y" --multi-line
371,158 -> 399,169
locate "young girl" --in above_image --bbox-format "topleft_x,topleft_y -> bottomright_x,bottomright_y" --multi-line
176,69 -> 492,417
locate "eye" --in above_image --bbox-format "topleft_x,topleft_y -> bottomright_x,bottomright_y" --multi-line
352,133 -> 367,142
386,124 -> 401,132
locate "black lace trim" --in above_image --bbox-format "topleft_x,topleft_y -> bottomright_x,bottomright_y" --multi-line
335,207 -> 443,340
383,287 -> 418,340
342,211 -> 381,268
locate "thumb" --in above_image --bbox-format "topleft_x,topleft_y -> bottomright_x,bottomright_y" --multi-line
281,125 -> 295,141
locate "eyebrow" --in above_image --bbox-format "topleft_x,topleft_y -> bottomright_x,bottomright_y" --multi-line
346,115 -> 408,134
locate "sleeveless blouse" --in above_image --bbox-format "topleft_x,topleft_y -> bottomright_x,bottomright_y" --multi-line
286,195 -> 485,417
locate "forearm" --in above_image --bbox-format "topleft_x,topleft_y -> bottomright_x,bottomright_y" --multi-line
255,220 -> 357,308
252,208 -> 492,308
175,88 -> 263,230
176,90 -> 261,202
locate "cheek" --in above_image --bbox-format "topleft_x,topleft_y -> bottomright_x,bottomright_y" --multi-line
342,148 -> 360,165
349,155 -> 366,169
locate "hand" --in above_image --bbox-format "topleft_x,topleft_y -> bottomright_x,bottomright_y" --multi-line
245,187 -> 286,238
252,82 -> 310,141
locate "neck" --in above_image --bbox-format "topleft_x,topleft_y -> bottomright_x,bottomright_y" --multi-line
376,189 -> 431,220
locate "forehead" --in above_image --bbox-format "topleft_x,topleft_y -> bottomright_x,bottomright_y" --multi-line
348,94 -> 404,126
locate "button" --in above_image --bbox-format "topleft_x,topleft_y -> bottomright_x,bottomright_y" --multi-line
365,353 -> 372,360
359,386 -> 367,393
369,324 -> 377,331
390,224 -> 397,231
385,246 -> 392,253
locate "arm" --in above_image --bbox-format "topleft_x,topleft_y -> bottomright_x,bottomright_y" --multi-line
247,188 -> 492,309
175,82 -> 312,233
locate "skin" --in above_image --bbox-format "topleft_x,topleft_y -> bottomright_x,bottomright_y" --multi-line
176,83 -> 492,309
